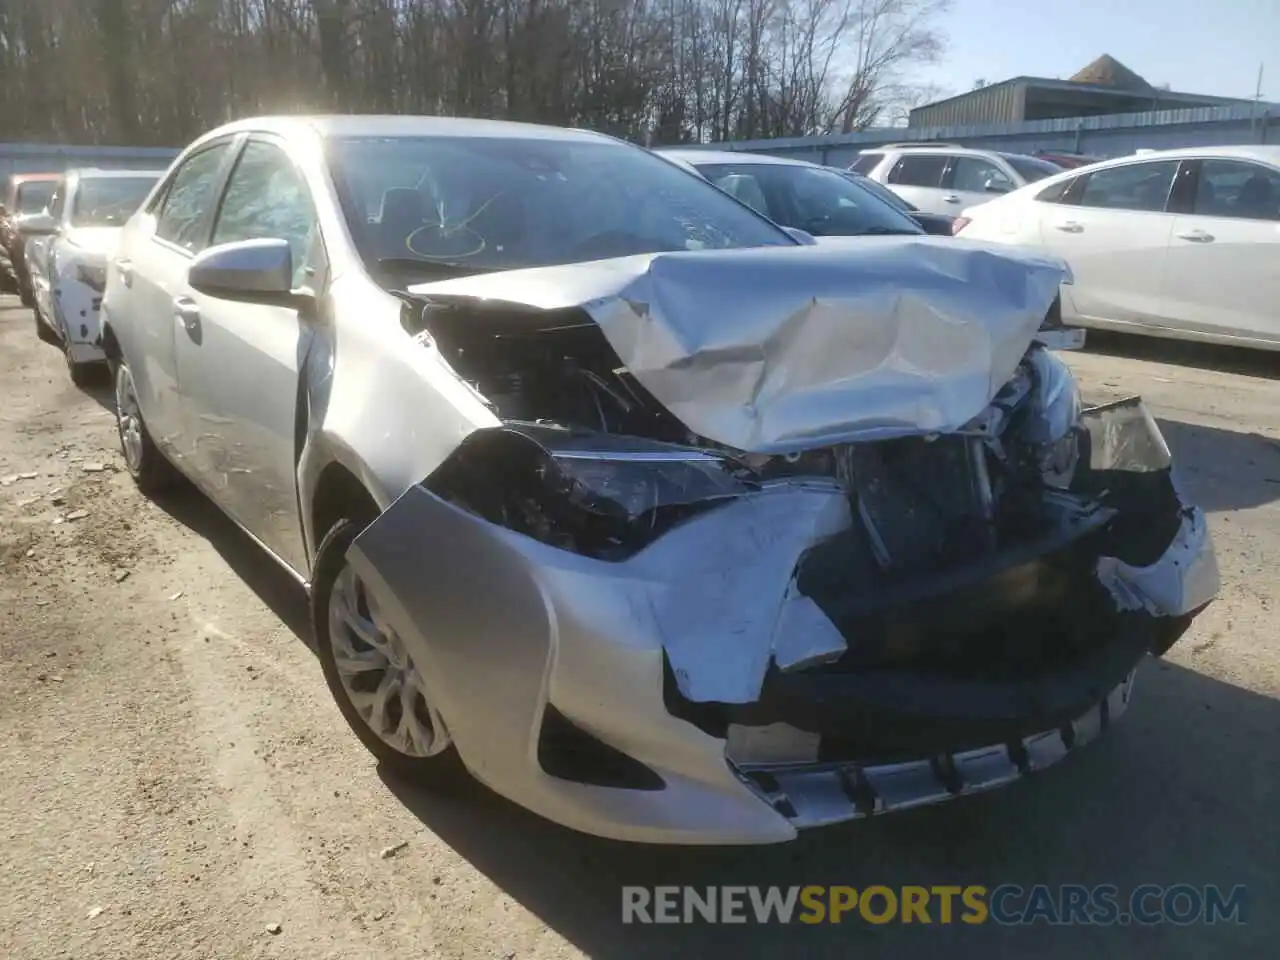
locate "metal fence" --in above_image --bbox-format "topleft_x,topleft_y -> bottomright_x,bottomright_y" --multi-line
676,103 -> 1279,167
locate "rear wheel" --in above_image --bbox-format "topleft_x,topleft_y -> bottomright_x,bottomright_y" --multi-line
114,358 -> 177,493
312,517 -> 467,784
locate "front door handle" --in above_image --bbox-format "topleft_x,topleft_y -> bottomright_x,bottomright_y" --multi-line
1175,229 -> 1214,243
116,258 -> 133,287
942,194 -> 962,203
174,296 -> 200,336
1054,221 -> 1084,233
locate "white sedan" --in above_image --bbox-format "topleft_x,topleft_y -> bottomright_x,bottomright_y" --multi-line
25,168 -> 162,384
955,145 -> 1280,350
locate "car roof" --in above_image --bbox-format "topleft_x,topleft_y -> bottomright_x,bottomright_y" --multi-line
857,145 -> 1050,163
1100,144 -> 1280,164
65,167 -> 166,180
10,172 -> 61,184
193,114 -> 618,146
656,148 -> 820,168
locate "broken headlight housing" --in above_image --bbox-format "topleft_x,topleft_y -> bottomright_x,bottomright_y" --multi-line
552,449 -> 751,523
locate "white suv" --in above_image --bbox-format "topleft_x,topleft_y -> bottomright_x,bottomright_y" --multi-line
852,145 -> 1063,216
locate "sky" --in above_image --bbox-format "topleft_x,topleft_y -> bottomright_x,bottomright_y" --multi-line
915,0 -> 1279,103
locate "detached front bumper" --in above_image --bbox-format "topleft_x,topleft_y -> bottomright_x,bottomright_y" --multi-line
349,398 -> 1217,844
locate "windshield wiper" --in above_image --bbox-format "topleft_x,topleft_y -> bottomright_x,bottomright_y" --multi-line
375,257 -> 487,280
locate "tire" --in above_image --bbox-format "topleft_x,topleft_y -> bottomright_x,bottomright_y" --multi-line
63,338 -> 96,387
113,358 -> 178,494
33,304 -> 59,345
311,517 -> 468,785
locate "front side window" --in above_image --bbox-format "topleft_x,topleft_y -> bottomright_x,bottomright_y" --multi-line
16,181 -> 56,215
155,144 -> 232,251
211,140 -> 318,287
1193,159 -> 1280,221
850,152 -> 884,175
47,181 -> 67,219
697,162 -> 922,237
70,176 -> 160,228
325,134 -> 794,285
1035,178 -> 1073,204
887,154 -> 947,187
1076,160 -> 1180,213
950,157 -> 1013,193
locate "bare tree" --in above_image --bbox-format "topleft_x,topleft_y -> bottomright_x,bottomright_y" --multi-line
0,0 -> 951,146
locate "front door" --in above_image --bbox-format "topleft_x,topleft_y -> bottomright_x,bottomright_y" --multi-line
1035,158 -> 1181,327
174,136 -> 323,574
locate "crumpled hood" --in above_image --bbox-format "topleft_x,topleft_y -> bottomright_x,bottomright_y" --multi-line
409,237 -> 1067,453
65,226 -> 124,260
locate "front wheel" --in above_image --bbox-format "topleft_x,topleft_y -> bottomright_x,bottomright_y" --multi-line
311,518 -> 468,785
113,359 -> 177,493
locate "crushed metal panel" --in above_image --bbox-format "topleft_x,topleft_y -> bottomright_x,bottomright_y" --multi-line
410,238 -> 1067,454
1097,507 -> 1221,616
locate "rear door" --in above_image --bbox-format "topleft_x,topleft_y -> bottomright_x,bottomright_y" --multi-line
1034,158 -> 1181,328
941,155 -> 1016,213
173,135 -> 323,573
121,138 -> 240,465
883,153 -> 950,213
1160,158 -> 1280,345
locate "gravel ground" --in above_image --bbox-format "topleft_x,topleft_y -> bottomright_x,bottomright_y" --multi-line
1,297 -> 1276,959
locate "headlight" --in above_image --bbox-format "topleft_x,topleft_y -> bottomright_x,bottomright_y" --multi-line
75,262 -> 107,291
552,450 -> 750,523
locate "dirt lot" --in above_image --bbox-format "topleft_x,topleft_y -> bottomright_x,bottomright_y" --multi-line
1,296 -> 1277,959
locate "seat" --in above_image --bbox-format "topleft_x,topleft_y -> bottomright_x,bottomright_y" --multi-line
716,174 -> 770,217
1235,175 -> 1275,218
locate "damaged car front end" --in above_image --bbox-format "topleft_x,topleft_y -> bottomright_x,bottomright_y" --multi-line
344,241 -> 1218,844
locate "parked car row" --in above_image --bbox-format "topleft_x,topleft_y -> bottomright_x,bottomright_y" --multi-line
6,167 -> 163,384
42,114 -> 1215,845
951,145 -> 1280,351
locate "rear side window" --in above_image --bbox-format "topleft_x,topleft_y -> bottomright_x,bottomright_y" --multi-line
1035,179 -> 1073,203
1075,160 -> 1180,213
1192,159 -> 1280,221
850,152 -> 884,175
155,144 -> 231,252
887,154 -> 947,187
949,157 -> 1012,193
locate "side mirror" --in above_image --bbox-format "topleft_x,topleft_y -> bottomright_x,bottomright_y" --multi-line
782,226 -> 818,245
189,238 -> 310,308
983,178 -> 1012,195
18,212 -> 59,236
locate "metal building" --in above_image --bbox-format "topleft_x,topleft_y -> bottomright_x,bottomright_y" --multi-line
909,55 -> 1258,129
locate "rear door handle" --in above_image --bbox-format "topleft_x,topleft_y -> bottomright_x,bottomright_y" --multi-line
1175,229 -> 1214,243
116,258 -> 133,287
942,194 -> 962,203
174,296 -> 200,335
1053,221 -> 1084,233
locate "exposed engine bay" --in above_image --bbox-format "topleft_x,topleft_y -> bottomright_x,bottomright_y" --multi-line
407,298 -> 1090,584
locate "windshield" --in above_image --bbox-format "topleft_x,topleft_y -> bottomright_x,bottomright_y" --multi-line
70,176 -> 159,227
15,181 -> 56,215
693,162 -> 923,237
325,135 -> 794,283
1001,154 -> 1064,183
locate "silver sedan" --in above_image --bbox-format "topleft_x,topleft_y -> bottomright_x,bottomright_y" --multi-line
101,116 -> 1218,844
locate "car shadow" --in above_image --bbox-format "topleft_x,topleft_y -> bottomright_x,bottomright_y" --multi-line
382,659 -> 1276,958
1158,418 -> 1280,513
149,480 -> 314,648
1083,330 -> 1278,380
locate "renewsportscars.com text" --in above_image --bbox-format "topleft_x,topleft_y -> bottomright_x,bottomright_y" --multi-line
621,884 -> 1247,926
